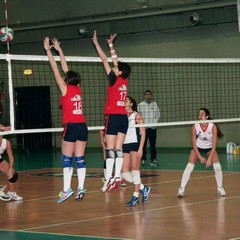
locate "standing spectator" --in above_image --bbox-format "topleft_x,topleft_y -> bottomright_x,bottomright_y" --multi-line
44,37 -> 88,203
92,31 -> 131,191
137,90 -> 160,167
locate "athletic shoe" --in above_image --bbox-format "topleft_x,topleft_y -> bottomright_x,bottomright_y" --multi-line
7,191 -> 23,201
120,179 -> 126,187
126,196 -> 139,207
140,186 -> 151,203
101,177 -> 113,192
217,187 -> 226,197
150,159 -> 159,167
108,177 -> 121,191
75,188 -> 86,201
57,188 -> 74,203
0,185 -> 11,202
177,187 -> 185,198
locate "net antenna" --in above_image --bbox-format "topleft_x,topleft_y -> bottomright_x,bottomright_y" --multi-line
238,0 -> 240,32
3,0 -> 10,53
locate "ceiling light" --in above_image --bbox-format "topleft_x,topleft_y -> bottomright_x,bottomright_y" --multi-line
190,12 -> 202,26
78,25 -> 88,37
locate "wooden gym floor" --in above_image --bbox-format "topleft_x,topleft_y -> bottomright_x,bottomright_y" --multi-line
0,148 -> 240,240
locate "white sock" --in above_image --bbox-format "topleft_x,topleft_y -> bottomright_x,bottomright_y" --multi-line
213,162 -> 223,188
180,162 -> 194,189
63,167 -> 73,192
114,157 -> 123,178
106,158 -> 115,180
103,168 -> 107,180
77,168 -> 86,190
133,192 -> 139,198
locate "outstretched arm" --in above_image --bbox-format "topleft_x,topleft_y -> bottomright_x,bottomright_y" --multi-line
51,38 -> 69,73
92,31 -> 111,75
43,36 -> 66,95
106,33 -> 118,68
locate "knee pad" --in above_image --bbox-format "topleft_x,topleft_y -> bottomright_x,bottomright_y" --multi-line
106,149 -> 115,159
213,162 -> 221,172
131,170 -> 141,185
115,149 -> 123,158
9,172 -> 18,183
75,156 -> 86,168
122,171 -> 133,183
61,154 -> 73,168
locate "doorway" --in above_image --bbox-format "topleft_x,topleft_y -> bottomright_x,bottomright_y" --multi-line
15,86 -> 52,149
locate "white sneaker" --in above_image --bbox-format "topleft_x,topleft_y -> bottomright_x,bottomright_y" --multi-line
7,191 -> 23,201
0,185 -> 11,201
177,187 -> 185,198
217,187 -> 226,197
101,177 -> 115,192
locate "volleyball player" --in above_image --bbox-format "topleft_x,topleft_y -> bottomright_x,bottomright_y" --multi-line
92,31 -> 131,192
0,135 -> 22,201
177,108 -> 226,198
122,96 -> 151,207
44,37 -> 88,203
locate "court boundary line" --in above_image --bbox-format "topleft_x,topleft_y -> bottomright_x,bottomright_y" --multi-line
19,195 -> 240,232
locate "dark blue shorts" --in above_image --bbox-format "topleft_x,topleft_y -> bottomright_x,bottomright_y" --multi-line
123,142 -> 139,153
105,114 -> 128,135
198,147 -> 212,154
63,122 -> 88,142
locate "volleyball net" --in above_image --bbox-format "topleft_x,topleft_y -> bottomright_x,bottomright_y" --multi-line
1,53 -> 240,135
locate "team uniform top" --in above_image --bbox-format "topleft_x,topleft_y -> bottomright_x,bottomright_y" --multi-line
60,85 -> 86,124
124,111 -> 140,144
104,71 -> 128,115
195,123 -> 213,149
0,138 -> 7,159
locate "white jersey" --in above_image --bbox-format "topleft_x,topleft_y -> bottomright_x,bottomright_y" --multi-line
137,101 -> 160,129
124,111 -> 139,144
195,123 -> 213,149
0,138 -> 7,159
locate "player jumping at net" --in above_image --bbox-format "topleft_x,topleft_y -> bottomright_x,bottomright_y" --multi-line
0,124 -> 23,202
92,31 -> 131,192
44,37 -> 88,203
122,96 -> 151,207
177,107 -> 226,198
